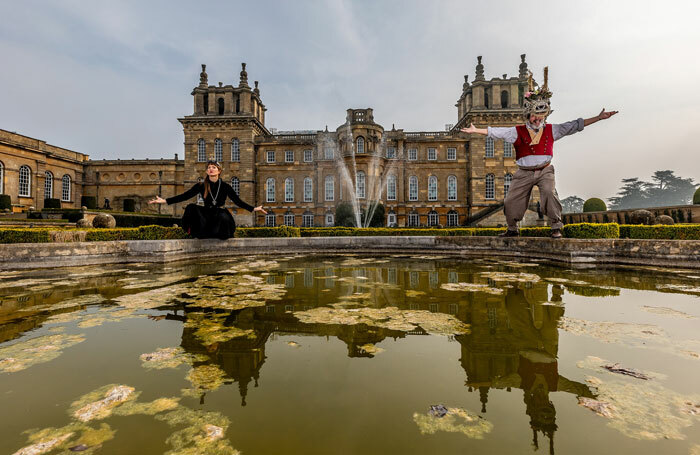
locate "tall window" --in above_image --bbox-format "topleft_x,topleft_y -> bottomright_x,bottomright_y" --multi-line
356,137 -> 364,154
503,141 -> 513,158
386,175 -> 396,201
504,173 -> 513,197
428,176 -> 437,201
267,150 -> 275,163
303,149 -> 313,162
302,212 -> 314,227
356,171 -> 365,199
485,138 -> 494,158
427,148 -> 437,161
265,213 -> 276,227
408,148 -> 417,161
447,147 -> 456,160
501,90 -> 509,108
197,139 -> 206,162
231,139 -> 240,162
409,176 -> 418,201
485,174 -> 495,200
408,212 -> 419,227
19,165 -> 31,197
285,150 -> 294,163
324,147 -> 334,160
447,210 -> 458,227
266,178 -> 275,202
304,177 -> 313,202
284,212 -> 295,226
387,147 -> 396,159
231,177 -> 240,194
447,175 -> 457,201
61,175 -> 71,202
325,176 -> 334,201
44,171 -> 53,200
214,139 -> 223,162
285,178 -> 294,202
428,210 -> 439,226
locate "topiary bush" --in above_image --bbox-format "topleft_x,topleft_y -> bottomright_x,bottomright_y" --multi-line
44,198 -> 61,209
123,199 -> 135,212
583,198 -> 607,212
81,196 -> 97,210
335,202 -> 356,227
0,194 -> 11,210
694,187 -> 700,204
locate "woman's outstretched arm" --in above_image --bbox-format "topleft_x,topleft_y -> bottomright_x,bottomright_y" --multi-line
149,183 -> 201,205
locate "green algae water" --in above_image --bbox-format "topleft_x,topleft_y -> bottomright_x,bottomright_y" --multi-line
1,255 -> 699,455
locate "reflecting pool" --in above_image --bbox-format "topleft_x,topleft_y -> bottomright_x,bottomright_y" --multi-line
1,255 -> 700,454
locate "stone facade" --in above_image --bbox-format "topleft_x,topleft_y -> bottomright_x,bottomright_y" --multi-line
1,56 -> 541,226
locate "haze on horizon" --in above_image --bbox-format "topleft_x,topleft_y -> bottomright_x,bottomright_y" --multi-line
1,0 -> 698,201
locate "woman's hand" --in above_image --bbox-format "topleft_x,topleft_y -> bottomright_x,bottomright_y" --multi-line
253,205 -> 268,215
149,196 -> 166,204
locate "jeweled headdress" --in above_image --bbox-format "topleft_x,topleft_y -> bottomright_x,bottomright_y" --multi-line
523,67 -> 553,119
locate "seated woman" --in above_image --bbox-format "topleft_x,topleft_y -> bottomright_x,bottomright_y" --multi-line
149,160 -> 267,239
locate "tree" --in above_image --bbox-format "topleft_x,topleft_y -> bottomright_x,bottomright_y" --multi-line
335,202 -> 356,227
607,178 -> 648,209
363,202 -> 385,227
561,195 -> 585,213
608,172 -> 698,209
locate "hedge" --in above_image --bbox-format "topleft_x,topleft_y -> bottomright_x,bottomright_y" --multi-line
562,223 -> 619,239
300,227 -> 475,237
0,228 -> 51,243
85,225 -> 189,241
44,198 -> 61,209
81,196 -> 97,210
235,226 -> 301,238
0,194 -> 10,210
583,198 -> 607,212
619,224 -> 700,240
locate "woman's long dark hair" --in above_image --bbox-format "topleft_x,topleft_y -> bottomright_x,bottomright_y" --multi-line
202,161 -> 222,200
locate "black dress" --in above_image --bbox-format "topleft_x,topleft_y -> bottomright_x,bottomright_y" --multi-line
166,180 -> 254,240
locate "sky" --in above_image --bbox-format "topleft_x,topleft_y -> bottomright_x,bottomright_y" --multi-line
1,0 -> 699,200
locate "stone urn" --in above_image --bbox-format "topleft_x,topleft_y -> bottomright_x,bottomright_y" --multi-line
92,213 -> 116,228
630,209 -> 655,225
656,215 -> 674,225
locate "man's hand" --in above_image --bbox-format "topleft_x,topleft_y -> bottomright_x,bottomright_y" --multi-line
459,123 -> 488,135
598,108 -> 618,120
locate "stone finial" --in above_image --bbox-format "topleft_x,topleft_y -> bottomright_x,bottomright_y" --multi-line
519,53 -> 529,78
503,74 -> 507,79
239,62 -> 249,87
462,75 -> 469,90
199,64 -> 208,87
218,82 -> 223,87
254,80 -> 260,95
475,56 -> 485,81
325,125 -> 329,132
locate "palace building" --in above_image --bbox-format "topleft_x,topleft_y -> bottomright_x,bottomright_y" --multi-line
0,55 -> 542,227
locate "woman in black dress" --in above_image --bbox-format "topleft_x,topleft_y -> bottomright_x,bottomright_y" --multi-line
149,160 -> 267,239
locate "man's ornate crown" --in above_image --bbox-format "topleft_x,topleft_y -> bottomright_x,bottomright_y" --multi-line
523,67 -> 553,118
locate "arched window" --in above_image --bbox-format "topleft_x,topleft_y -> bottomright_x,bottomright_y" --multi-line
428,176 -> 438,201
44,171 -> 53,200
302,211 -> 314,227
285,178 -> 294,202
485,174 -> 495,200
503,141 -> 513,158
484,88 -> 490,108
214,139 -> 223,162
447,175 -> 457,201
217,98 -> 224,115
408,211 -> 419,227
325,176 -> 334,201
266,178 -> 275,202
19,165 -> 31,197
504,173 -> 513,197
409,176 -> 418,201
387,175 -> 396,201
501,90 -> 509,108
356,171 -> 365,199
197,139 -> 206,162
356,137 -> 365,154
428,210 -> 439,226
231,139 -> 240,161
304,177 -> 313,202
485,137 -> 494,157
284,211 -> 295,226
0,161 -> 4,193
231,177 -> 240,195
61,175 -> 71,202
447,210 -> 459,227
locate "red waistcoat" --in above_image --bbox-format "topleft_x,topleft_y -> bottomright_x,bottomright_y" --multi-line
513,124 -> 554,160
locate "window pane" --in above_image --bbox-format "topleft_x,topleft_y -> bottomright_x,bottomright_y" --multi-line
409,176 -> 418,201
428,176 -> 437,201
285,178 -> 294,202
197,140 -> 206,162
325,176 -> 334,201
44,172 -> 53,200
387,175 -> 396,200
428,148 -> 436,160
231,139 -> 240,161
304,178 -> 313,202
408,148 -> 417,161
447,148 -> 456,160
485,174 -> 495,199
485,138 -> 494,158
448,176 -> 457,201
356,172 -> 365,199
285,150 -> 294,162
304,149 -> 313,162
266,178 -> 275,202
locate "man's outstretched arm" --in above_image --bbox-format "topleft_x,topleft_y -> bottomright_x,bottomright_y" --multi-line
584,108 -> 618,127
460,123 -> 488,135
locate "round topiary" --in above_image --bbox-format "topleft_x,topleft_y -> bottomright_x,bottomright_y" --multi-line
630,209 -> 655,225
694,187 -> 700,205
656,215 -> 674,225
583,198 -> 607,212
93,213 -> 116,228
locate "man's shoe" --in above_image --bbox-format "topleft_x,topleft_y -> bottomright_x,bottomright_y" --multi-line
499,230 -> 519,238
551,229 -> 562,239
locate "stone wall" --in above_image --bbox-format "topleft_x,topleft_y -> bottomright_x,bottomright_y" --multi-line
565,204 -> 699,224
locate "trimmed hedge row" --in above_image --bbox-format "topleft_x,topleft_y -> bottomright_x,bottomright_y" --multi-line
619,224 -> 700,240
0,228 -> 51,243
236,226 -> 301,238
300,227 -> 475,237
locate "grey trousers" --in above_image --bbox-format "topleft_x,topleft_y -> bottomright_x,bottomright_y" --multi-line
504,165 -> 563,231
